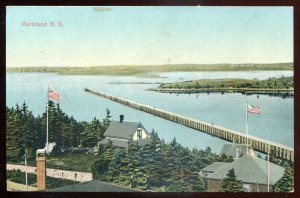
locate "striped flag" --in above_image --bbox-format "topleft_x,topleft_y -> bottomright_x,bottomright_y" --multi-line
48,89 -> 60,101
247,104 -> 261,114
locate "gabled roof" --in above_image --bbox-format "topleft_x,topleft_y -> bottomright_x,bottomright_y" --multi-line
206,155 -> 285,185
201,162 -> 229,173
99,137 -> 152,148
220,144 -> 248,158
47,180 -> 141,192
104,121 -> 148,140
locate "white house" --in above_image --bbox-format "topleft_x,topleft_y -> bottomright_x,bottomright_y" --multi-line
99,115 -> 151,148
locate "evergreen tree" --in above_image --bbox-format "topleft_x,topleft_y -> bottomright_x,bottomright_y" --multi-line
6,106 -> 23,161
6,102 -> 38,161
107,148 -> 126,182
219,153 -> 234,163
268,149 -> 281,165
221,168 -> 244,192
80,117 -> 103,147
143,131 -> 166,187
102,108 -> 112,133
274,165 -> 294,192
92,140 -> 115,180
67,116 -> 82,147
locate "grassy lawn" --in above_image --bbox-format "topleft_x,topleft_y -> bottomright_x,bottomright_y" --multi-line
46,153 -> 98,172
7,153 -> 98,172
7,170 -> 79,189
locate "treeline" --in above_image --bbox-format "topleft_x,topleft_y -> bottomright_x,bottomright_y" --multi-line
92,131 -> 233,192
6,101 -> 111,162
7,63 -> 293,76
158,76 -> 293,90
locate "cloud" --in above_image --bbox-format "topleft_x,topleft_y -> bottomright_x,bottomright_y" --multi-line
93,7 -> 112,12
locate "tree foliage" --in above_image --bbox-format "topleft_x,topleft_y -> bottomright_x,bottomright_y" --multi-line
274,164 -> 294,192
221,168 -> 244,192
92,131 -> 219,192
6,102 -> 111,162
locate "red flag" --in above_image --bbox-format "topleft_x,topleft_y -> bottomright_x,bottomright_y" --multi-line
247,104 -> 260,114
48,89 -> 60,101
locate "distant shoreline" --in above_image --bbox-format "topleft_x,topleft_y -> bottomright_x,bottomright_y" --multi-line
6,63 -> 293,76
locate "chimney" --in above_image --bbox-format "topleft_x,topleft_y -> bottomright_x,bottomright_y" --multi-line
120,115 -> 124,123
36,151 -> 46,190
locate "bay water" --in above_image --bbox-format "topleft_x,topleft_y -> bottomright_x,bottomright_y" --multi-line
6,70 -> 294,153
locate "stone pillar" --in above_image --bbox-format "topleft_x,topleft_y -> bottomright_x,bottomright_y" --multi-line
36,153 -> 46,190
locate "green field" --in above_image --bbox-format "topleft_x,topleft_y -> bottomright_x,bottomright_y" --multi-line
46,153 -> 98,172
6,63 -> 293,76
7,169 -> 79,189
10,153 -> 98,172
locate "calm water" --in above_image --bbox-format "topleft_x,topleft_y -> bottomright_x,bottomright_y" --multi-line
6,71 -> 294,153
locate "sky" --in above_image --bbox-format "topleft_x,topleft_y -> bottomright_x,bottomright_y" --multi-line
6,6 -> 293,67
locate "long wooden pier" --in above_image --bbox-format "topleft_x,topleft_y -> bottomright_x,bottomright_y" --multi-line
85,88 -> 294,161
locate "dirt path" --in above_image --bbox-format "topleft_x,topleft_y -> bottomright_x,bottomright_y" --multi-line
7,164 -> 93,182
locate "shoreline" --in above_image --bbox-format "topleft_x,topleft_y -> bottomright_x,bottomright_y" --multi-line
148,88 -> 294,98
6,63 -> 293,76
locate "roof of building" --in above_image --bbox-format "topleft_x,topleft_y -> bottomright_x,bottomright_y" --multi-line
104,121 -> 148,140
47,180 -> 141,192
206,155 -> 285,185
99,137 -> 152,148
201,162 -> 229,173
220,144 -> 248,158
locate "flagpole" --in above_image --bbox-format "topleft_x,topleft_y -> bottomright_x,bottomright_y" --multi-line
267,146 -> 270,192
46,85 -> 49,151
267,119 -> 270,192
246,100 -> 249,154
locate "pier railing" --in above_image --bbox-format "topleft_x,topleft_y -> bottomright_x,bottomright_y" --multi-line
85,88 -> 294,161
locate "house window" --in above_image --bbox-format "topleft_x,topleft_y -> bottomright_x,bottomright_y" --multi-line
137,129 -> 142,139
243,184 -> 251,192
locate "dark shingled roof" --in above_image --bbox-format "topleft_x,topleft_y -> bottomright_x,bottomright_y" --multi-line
201,162 -> 229,173
104,121 -> 148,140
47,180 -> 141,192
206,155 -> 285,185
220,144 -> 248,158
99,137 -> 152,148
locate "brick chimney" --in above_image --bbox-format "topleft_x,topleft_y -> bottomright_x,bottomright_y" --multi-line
120,115 -> 124,123
36,151 -> 46,190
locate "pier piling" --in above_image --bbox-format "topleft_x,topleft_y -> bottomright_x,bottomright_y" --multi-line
85,88 -> 294,161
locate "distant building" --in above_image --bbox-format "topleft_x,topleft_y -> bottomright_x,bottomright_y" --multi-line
220,144 -> 251,159
99,115 -> 151,148
202,154 -> 285,192
47,180 -> 141,192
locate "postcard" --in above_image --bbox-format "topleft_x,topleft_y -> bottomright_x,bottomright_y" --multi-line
5,6 -> 294,192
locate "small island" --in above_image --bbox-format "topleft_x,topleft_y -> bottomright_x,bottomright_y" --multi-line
149,76 -> 294,97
